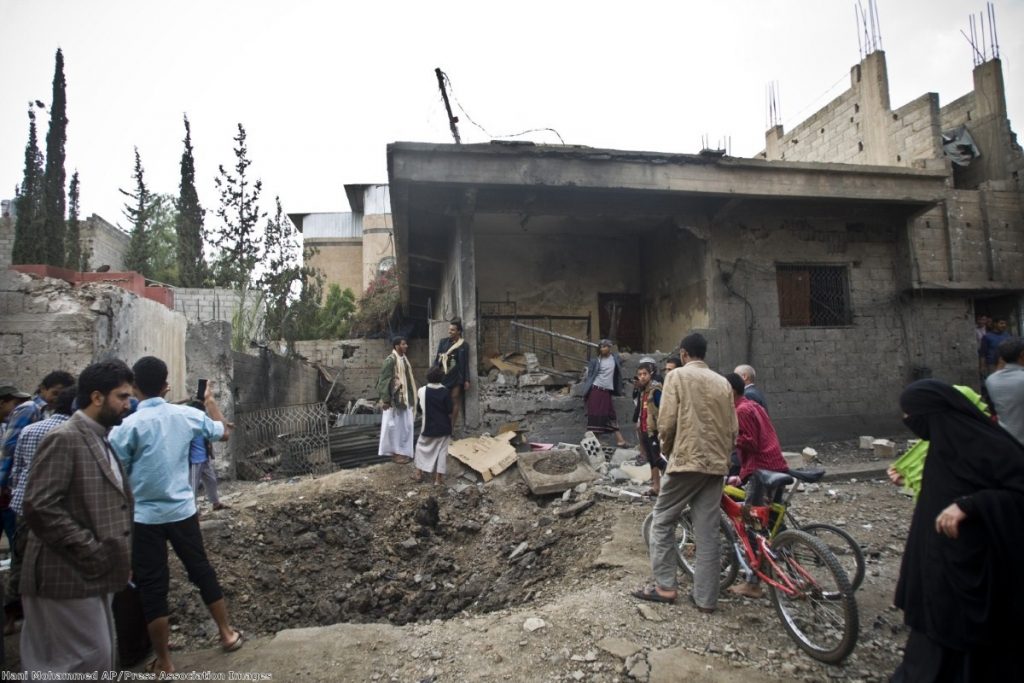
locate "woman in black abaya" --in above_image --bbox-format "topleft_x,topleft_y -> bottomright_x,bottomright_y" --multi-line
892,379 -> 1024,682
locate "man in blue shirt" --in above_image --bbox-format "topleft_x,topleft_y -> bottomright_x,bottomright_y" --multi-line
979,318 -> 1012,378
109,356 -> 242,675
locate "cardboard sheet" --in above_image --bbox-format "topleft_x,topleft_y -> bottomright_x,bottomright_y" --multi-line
448,431 -> 518,482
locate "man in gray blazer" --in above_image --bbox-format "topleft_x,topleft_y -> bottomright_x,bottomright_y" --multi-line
20,360 -> 135,675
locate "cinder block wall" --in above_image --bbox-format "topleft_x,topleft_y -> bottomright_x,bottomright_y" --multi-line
174,288 -> 263,325
294,338 -> 430,402
0,217 -> 13,270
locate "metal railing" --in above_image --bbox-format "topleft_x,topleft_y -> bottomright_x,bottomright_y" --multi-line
233,402 -> 332,479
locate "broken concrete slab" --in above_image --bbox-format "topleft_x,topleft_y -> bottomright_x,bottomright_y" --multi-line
519,373 -> 564,387
619,462 -> 651,485
596,637 -> 641,660
859,435 -> 876,449
610,448 -> 640,466
448,431 -> 518,482
517,450 -> 598,495
591,510 -> 650,573
648,646 -> 775,683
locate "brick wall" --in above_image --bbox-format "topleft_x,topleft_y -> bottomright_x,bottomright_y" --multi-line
767,89 -> 864,164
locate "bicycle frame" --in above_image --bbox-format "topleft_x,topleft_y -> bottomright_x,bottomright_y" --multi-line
720,492 -> 807,597
724,484 -> 790,537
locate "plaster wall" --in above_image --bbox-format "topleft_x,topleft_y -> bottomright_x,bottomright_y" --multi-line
0,269 -> 187,402
361,212 -> 395,290
231,349 -> 321,409
305,239 -> 363,298
474,219 -> 640,319
641,226 -> 709,353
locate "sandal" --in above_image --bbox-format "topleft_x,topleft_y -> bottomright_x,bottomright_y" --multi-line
222,629 -> 244,652
644,488 -> 659,497
631,585 -> 676,604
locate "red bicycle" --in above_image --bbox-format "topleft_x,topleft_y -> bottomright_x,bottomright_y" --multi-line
643,470 -> 859,664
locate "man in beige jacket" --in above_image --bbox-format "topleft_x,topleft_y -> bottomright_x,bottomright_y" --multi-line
633,333 -> 737,613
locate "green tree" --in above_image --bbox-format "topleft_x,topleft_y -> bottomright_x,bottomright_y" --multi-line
11,105 -> 46,265
147,193 -> 181,284
211,123 -> 264,288
121,148 -> 153,276
42,48 -> 68,266
176,115 -> 207,287
315,283 -> 356,339
260,197 -> 303,339
65,170 -> 82,270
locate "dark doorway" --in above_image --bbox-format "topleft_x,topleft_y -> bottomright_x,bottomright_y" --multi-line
599,293 -> 644,351
974,294 -> 1022,336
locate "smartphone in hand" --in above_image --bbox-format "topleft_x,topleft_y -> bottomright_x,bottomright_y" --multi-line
196,378 -> 208,401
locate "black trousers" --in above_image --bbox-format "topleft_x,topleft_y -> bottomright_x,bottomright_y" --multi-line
132,513 -> 224,623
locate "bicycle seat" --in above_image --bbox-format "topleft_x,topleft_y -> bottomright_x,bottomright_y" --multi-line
788,467 -> 826,483
754,469 -> 794,489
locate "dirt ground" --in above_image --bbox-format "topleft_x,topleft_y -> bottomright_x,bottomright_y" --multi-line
4,439 -> 916,682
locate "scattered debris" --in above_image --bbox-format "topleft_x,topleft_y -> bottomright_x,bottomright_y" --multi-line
556,498 -> 594,519
517,450 -> 598,495
859,436 -> 876,449
523,617 -> 547,632
872,439 -> 897,459
448,431 -> 518,482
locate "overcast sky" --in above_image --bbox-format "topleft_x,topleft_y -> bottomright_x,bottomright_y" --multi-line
1,0 -> 1021,230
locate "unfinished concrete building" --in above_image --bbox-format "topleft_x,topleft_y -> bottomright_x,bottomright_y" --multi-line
386,48 -> 1023,444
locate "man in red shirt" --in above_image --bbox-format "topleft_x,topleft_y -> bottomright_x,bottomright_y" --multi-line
725,373 -> 788,486
725,372 -> 789,598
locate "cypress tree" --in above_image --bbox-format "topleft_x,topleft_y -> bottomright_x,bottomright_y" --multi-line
211,123 -> 265,288
121,148 -> 153,276
11,106 -> 46,265
42,48 -> 68,266
65,170 -> 82,270
176,115 -> 207,286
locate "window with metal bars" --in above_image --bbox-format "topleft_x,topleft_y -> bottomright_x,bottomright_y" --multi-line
776,264 -> 852,327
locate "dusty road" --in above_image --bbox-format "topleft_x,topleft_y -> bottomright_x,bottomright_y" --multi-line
3,440 -> 915,682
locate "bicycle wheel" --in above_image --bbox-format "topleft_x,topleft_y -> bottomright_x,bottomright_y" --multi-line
767,529 -> 859,664
642,509 -> 739,591
799,523 -> 866,592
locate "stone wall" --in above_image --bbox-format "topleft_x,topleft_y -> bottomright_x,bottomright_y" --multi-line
306,238 -> 363,299
0,268 -> 187,402
293,338 -> 430,403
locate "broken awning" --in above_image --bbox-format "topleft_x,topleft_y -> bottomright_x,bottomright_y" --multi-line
941,125 -> 981,167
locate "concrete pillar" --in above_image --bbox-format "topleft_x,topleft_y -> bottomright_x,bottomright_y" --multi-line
764,125 -> 784,161
858,51 -> 894,166
456,211 -> 480,429
972,59 -> 1007,119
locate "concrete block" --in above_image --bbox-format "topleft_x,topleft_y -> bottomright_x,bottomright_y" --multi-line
859,436 -> 875,449
517,450 -> 597,495
872,438 -> 896,458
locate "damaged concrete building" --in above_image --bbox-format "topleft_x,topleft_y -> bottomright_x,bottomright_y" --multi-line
386,50 -> 1023,444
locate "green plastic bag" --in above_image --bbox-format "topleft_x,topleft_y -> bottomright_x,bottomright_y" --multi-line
890,385 -> 989,500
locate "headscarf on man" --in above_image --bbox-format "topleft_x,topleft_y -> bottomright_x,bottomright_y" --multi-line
895,379 -> 1024,653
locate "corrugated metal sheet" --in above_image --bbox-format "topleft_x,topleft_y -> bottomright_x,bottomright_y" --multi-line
303,212 -> 363,239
